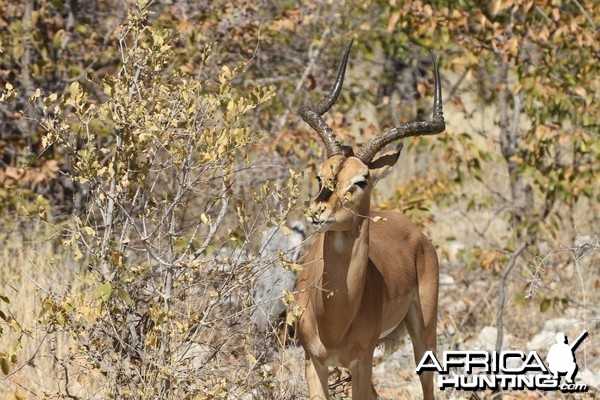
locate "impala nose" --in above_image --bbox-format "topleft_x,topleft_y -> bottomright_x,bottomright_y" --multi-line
306,213 -> 322,226
306,208 -> 333,232
306,204 -> 326,225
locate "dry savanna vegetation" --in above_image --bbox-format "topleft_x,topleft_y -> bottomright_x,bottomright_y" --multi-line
0,0 -> 598,399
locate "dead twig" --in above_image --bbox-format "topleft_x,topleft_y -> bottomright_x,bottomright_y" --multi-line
495,241 -> 528,353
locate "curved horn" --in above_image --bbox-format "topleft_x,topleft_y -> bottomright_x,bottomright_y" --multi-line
299,39 -> 354,158
356,52 -> 445,164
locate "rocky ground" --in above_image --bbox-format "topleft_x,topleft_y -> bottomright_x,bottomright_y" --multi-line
264,267 -> 599,400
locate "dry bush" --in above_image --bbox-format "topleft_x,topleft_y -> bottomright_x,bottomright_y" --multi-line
2,4 -> 306,399
1,1 -> 598,398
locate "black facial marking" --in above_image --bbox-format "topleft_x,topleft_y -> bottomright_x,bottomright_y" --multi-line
355,180 -> 367,189
315,186 -> 334,203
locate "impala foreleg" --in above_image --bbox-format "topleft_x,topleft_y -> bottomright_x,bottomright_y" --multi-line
349,354 -> 378,400
305,356 -> 329,400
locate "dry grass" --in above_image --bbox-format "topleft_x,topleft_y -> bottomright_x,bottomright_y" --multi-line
0,220 -> 96,399
0,221 -> 309,399
1,92 -> 599,399
1,199 -> 599,400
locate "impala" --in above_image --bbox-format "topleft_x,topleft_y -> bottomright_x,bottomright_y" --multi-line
295,40 -> 445,400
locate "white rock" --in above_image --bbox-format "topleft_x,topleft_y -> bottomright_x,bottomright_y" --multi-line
439,273 -> 455,285
447,299 -> 467,315
526,331 -> 554,351
251,222 -> 307,331
541,318 -> 578,333
464,326 -> 513,352
177,342 -> 212,370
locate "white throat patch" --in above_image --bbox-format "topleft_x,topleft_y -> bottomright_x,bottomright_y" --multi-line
331,231 -> 347,254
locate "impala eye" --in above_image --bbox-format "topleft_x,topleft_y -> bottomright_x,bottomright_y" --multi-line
355,180 -> 367,189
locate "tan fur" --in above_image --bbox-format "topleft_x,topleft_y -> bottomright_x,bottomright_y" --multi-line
296,154 -> 439,400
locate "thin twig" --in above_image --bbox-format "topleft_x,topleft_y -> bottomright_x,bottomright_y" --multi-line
192,177 -> 230,260
20,262 -> 51,295
495,241 -> 528,353
572,0 -> 595,27
2,331 -> 48,380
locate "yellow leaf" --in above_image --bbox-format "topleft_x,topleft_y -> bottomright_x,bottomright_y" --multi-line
219,65 -> 233,84
200,213 -> 209,224
30,88 -> 41,101
506,37 -> 518,58
246,352 -> 257,365
15,392 -> 27,400
73,246 -> 83,261
284,262 -> 303,272
69,81 -> 80,97
286,304 -> 304,326
387,11 -> 401,33
573,87 -> 586,98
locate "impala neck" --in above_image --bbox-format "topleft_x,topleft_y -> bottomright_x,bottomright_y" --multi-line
318,212 -> 371,343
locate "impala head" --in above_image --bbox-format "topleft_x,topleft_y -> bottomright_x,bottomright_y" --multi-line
301,40 -> 445,232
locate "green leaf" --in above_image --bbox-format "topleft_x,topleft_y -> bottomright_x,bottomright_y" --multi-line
117,288 -> 132,306
0,357 -> 9,375
540,298 -> 551,312
93,283 -> 113,303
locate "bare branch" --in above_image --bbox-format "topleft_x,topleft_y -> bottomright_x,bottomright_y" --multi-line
191,177 -> 230,261
495,241 -> 528,353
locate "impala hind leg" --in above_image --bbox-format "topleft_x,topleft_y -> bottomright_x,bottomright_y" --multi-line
406,301 -> 437,400
305,356 -> 329,400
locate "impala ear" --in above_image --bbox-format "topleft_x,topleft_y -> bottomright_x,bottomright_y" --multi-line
368,143 -> 403,182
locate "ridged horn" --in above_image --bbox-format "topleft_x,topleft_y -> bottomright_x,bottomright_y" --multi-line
299,39 -> 354,158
